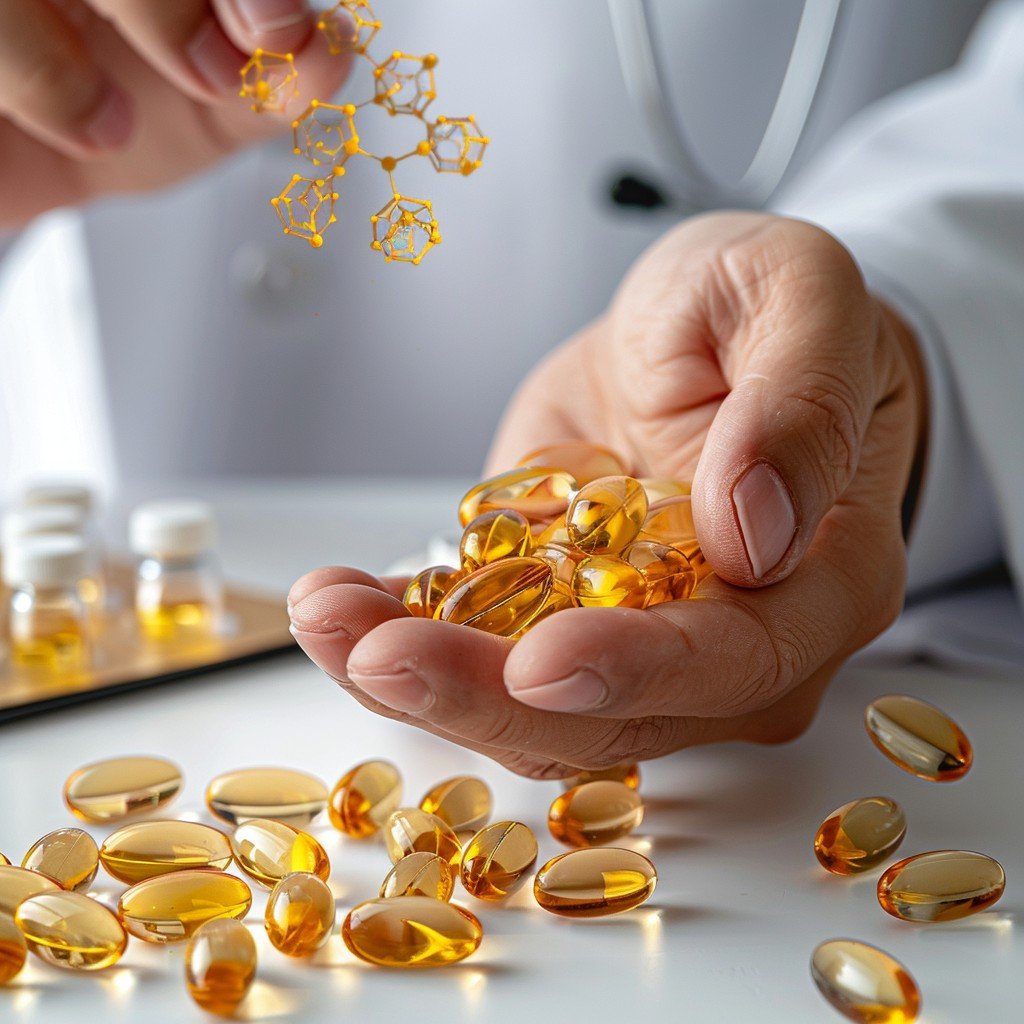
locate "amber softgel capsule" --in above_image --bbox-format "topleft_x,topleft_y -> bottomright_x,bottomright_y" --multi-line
404,565 -> 462,618
517,441 -> 628,486
562,764 -> 641,790
458,467 -> 577,527
813,797 -> 906,876
329,760 -> 403,838
419,775 -> 493,833
230,818 -> 330,889
265,871 -> 336,957
459,509 -> 532,573
384,808 -> 462,866
16,891 -> 127,971
810,939 -> 921,1024
435,557 -> 556,636
566,476 -> 648,555
864,694 -> 972,781
876,850 -> 1005,923
460,821 -> 538,901
534,848 -> 657,917
21,828 -> 99,892
186,918 -> 258,1016
0,916 -> 27,985
548,781 -> 645,847
206,766 -> 329,827
380,852 -> 456,901
0,865 -> 62,918
63,755 -> 182,822
100,820 -> 233,884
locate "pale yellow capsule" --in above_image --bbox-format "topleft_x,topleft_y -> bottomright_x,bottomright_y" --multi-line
810,939 -> 921,1024
0,916 -> 27,984
265,871 -> 336,957
460,821 -> 538,901
206,767 -> 328,827
534,848 -> 657,917
63,754 -> 182,823
185,918 -> 257,1016
566,476 -> 648,554
814,797 -> 906,875
548,781 -> 644,847
380,852 -> 455,901
0,865 -> 62,918
877,850 -> 1005,922
231,818 -> 330,889
16,891 -> 127,970
436,557 -> 555,636
517,441 -> 628,486
385,809 -> 462,867
22,828 -> 99,892
562,764 -> 641,790
100,820 -> 233,884
864,694 -> 972,782
459,509 -> 532,573
419,776 -> 493,833
458,467 -> 578,527
329,760 -> 403,838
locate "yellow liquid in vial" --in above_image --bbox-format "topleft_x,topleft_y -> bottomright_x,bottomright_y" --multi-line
138,601 -> 215,641
10,630 -> 87,671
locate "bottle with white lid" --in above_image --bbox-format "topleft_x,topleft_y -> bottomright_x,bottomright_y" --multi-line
4,534 -> 90,671
20,481 -> 95,518
130,500 -> 223,640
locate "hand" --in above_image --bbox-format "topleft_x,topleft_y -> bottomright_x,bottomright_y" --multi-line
0,0 -> 352,228
289,212 -> 929,778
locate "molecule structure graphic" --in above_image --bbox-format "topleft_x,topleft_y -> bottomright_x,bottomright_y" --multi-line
239,1 -> 489,266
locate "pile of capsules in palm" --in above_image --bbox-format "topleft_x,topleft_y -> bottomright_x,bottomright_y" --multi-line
404,441 -> 711,635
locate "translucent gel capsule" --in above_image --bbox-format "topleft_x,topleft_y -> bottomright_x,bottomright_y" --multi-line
532,522 -> 585,591
0,915 -> 27,984
639,495 -> 696,548
63,754 -> 182,822
265,871 -> 336,957
384,809 -> 462,867
810,939 -> 920,1024
864,695 -> 972,781
458,468 -> 578,527
403,565 -> 461,618
562,764 -> 640,791
329,760 -> 403,838
460,821 -> 538,901
566,476 -> 648,555
419,776 -> 493,834
571,555 -> 647,609
877,850 -> 1005,922
186,918 -> 257,1016
623,540 -> 695,605
0,865 -> 62,917
380,852 -> 455,901
16,891 -> 127,970
231,818 -> 330,889
435,557 -> 555,637
206,767 -> 328,827
119,869 -> 252,943
459,509 -> 532,573
638,478 -> 691,503
100,820 -> 233,884
814,797 -> 907,876
517,442 -> 628,486
534,848 -> 657,917
548,781 -> 645,847
22,828 -> 99,892
342,896 -> 482,968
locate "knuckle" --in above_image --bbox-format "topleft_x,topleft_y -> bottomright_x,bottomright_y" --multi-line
790,380 -> 862,488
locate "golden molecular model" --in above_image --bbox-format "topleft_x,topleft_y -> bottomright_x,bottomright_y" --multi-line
238,1 -> 489,266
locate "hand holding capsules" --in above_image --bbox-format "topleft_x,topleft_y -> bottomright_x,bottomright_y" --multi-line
290,212 -> 929,777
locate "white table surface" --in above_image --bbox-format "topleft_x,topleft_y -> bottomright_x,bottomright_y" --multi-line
2,478 -> 1021,1023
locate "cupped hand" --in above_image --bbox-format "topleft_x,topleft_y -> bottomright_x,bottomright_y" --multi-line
290,212 -> 928,778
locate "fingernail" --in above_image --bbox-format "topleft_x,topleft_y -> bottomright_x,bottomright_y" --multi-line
509,670 -> 607,712
348,669 -> 433,713
187,18 -> 244,95
731,461 -> 796,580
232,0 -> 308,34
289,593 -> 353,636
81,87 -> 134,150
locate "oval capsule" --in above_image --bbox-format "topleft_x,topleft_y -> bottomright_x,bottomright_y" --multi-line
230,818 -> 330,889
63,754 -> 182,823
638,478 -> 691,503
435,557 -> 554,636
119,869 -> 252,942
566,476 -> 648,555
0,916 -> 27,984
0,865 -> 62,918
461,821 -> 538,901
384,809 -> 462,867
814,797 -> 907,875
459,509 -> 532,573
186,918 -> 257,1016
329,760 -> 403,838
403,565 -> 461,618
571,555 -> 647,609
864,694 -> 972,781
534,848 -> 657,917
100,820 -> 233,884
517,442 -> 628,486
206,767 -> 328,827
458,468 -> 578,528
548,781 -> 644,847
811,939 -> 921,1024
532,525 -> 585,593
419,776 -> 493,834
623,540 -> 695,605
342,896 -> 482,968
22,828 -> 99,892
877,850 -> 1005,922
380,852 -> 455,901
265,872 -> 336,957
562,764 -> 641,791
16,891 -> 127,970
639,495 -> 696,547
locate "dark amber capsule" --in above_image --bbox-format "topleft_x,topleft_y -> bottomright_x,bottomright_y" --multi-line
16,891 -> 127,970
206,767 -> 329,827
186,918 -> 257,1016
877,850 -> 1005,922
623,540 -> 695,605
571,555 -> 647,609
460,509 -> 532,573
22,828 -> 99,892
566,476 -> 648,555
864,695 -> 972,781
0,916 -> 27,984
460,821 -> 538,901
435,557 -> 555,636
403,565 -> 461,618
385,809 -> 462,866
458,468 -> 578,527
0,865 -> 62,918
810,939 -> 921,1024
534,848 -> 656,917
265,872 -> 336,957
814,797 -> 906,875
231,818 -> 331,889
100,820 -> 234,884
419,775 -> 493,833
380,852 -> 455,901
63,755 -> 182,823
562,764 -> 640,791
329,760 -> 403,838
517,441 -> 628,485
548,781 -> 644,847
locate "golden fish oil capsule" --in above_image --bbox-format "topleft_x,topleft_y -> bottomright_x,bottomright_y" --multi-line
100,820 -> 233,884
329,760 -> 403,838
435,557 -> 554,636
458,467 -> 578,527
264,871 -> 336,957
185,918 -> 257,1016
877,850 -> 1004,922
206,767 -> 328,827
814,797 -> 906,876
460,821 -> 538,901
459,509 -> 532,573
548,781 -> 644,847
811,939 -> 920,1024
517,441 -> 628,486
562,764 -> 641,791
119,868 -> 252,943
231,818 -> 330,889
623,540 -> 695,605
532,522 -> 585,591
22,828 -> 99,892
384,809 -> 462,867
16,891 -> 127,970
342,895 -> 482,968
0,865 -> 62,917
640,495 -> 696,547
566,476 -> 648,555
0,915 -> 27,984
638,478 -> 691,503
419,776 -> 493,834
864,694 -> 972,781
403,565 -> 461,618
534,848 -> 656,917
380,852 -> 455,901
64,754 -> 183,823
571,555 -> 647,609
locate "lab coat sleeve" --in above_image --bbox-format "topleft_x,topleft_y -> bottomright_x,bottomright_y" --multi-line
772,0 -> 1024,600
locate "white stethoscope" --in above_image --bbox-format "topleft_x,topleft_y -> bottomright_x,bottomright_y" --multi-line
607,0 -> 843,211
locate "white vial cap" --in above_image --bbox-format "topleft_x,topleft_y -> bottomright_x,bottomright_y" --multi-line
21,481 -> 95,516
2,505 -> 86,552
2,534 -> 89,588
130,500 -> 217,558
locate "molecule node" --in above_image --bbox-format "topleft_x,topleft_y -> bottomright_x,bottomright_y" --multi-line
371,195 -> 441,264
239,49 -> 297,114
272,174 -> 341,249
318,0 -> 382,55
292,101 -> 361,168
429,116 -> 489,175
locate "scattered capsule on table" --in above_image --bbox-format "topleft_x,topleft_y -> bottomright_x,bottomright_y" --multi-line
380,852 -> 455,901
435,557 -> 555,636
460,821 -> 538,901
571,556 -> 647,609
185,918 -> 258,1016
459,509 -> 532,573
623,540 -> 695,605
638,478 -> 691,503
814,797 -> 907,876
119,868 -> 252,942
548,781 -> 645,847
206,767 -> 329,827
517,441 -> 628,486
420,776 -> 493,833
342,896 -> 483,968
534,848 -> 657,917
810,939 -> 920,1024
63,754 -> 182,822
21,828 -> 99,892
566,476 -> 648,555
877,850 -> 1005,922
100,820 -> 234,884
16,891 -> 127,970
265,871 -> 336,957
458,467 -> 578,527
231,818 -> 330,889
0,865 -> 62,917
384,809 -> 462,867
562,764 -> 641,791
864,694 -> 972,781
0,916 -> 27,984
403,565 -> 461,618
329,760 -> 403,838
